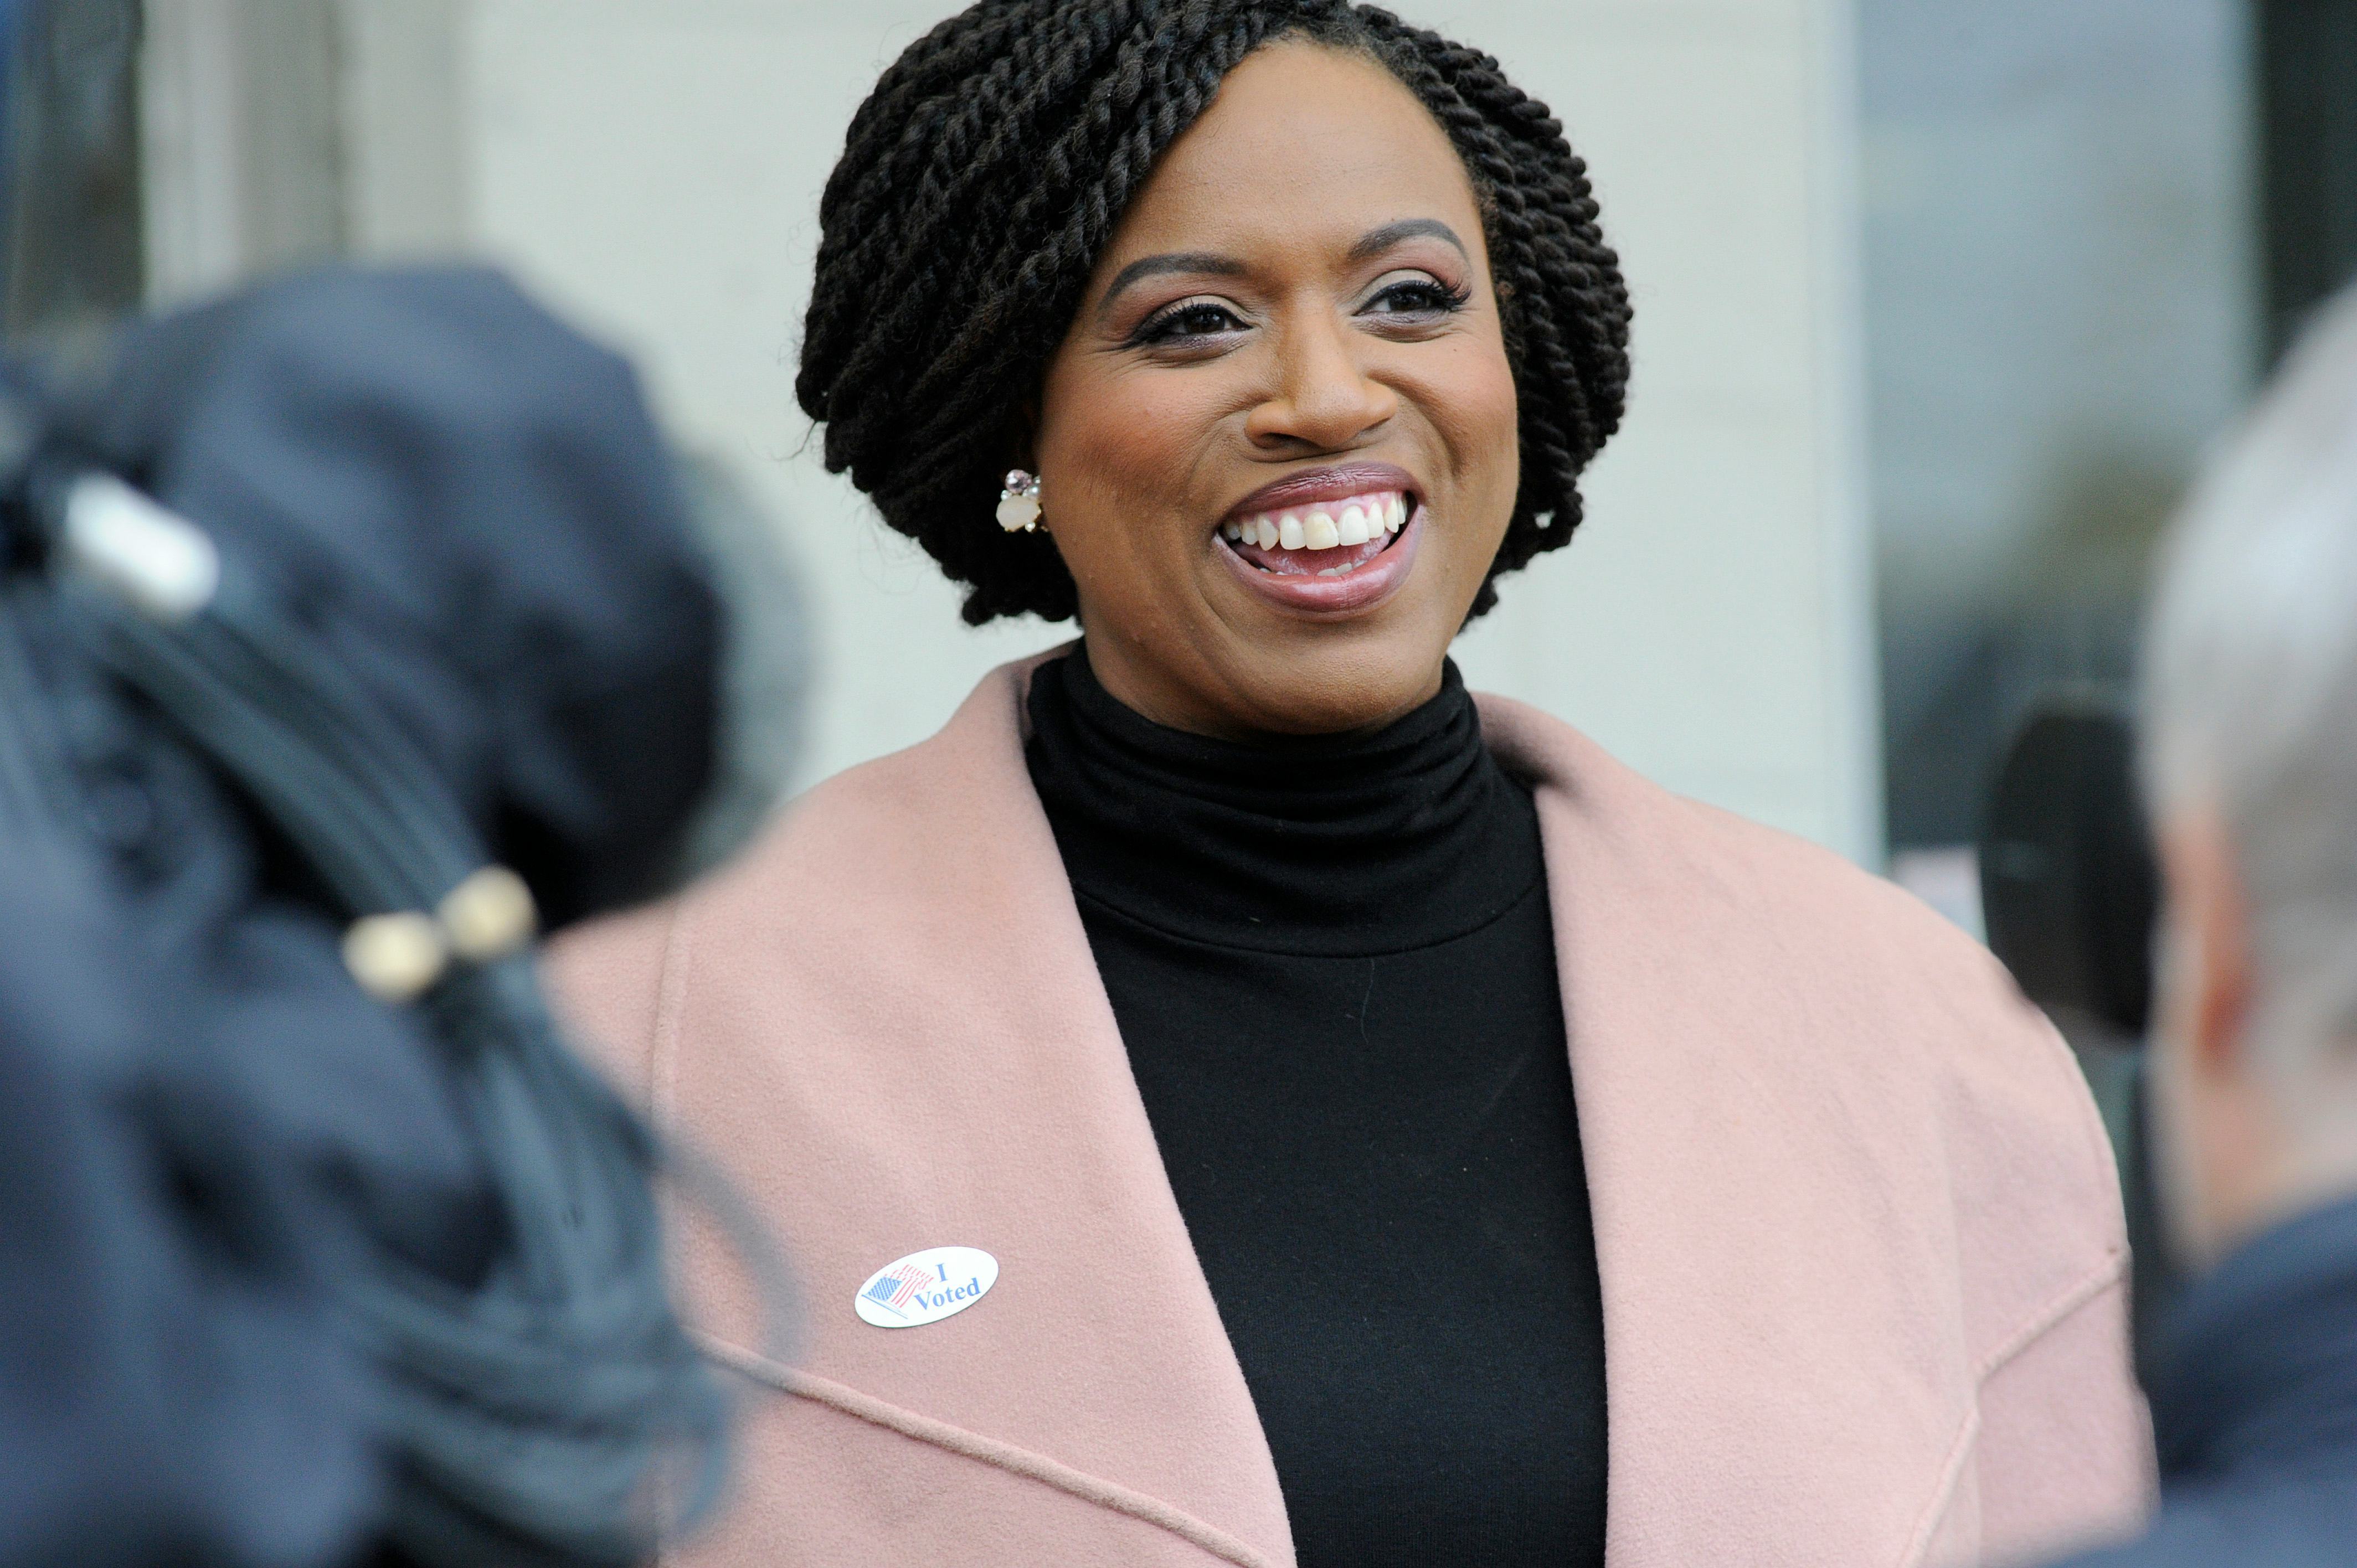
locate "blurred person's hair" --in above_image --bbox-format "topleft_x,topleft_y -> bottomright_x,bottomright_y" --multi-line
2143,283 -> 2357,1106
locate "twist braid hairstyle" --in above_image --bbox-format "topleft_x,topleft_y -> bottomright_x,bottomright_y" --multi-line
799,0 -> 1632,625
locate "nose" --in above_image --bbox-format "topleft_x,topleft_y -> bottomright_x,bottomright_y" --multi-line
1244,310 -> 1397,452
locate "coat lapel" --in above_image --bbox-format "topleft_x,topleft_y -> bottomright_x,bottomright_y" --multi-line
1481,695 -> 1983,1566
656,657 -> 1296,1564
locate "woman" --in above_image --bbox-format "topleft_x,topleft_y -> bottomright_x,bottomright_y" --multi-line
551,6 -> 2150,1565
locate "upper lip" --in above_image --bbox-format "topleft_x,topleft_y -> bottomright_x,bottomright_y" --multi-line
1219,462 -> 1420,524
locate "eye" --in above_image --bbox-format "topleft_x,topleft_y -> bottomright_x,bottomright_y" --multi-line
1361,276 -> 1471,319
1132,299 -> 1250,347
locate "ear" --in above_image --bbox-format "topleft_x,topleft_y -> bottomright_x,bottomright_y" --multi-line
2158,805 -> 2255,1077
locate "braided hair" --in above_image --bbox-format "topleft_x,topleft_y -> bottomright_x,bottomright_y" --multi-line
798,0 -> 1632,625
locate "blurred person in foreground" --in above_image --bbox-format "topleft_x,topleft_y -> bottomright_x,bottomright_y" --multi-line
2044,287 -> 2357,1567
0,260 -> 747,1566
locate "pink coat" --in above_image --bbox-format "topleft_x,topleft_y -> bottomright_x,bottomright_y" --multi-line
548,657 -> 2152,1568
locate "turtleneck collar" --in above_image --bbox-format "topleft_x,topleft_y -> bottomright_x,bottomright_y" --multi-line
2146,1192 -> 2357,1484
1022,645 -> 1542,958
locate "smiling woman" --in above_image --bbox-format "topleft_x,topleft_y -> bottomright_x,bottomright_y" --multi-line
548,7 -> 2153,1567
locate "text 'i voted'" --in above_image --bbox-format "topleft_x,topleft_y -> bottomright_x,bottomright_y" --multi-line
855,1247 -> 998,1328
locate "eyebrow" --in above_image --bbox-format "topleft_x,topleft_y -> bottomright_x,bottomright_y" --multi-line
1094,219 -> 1470,317
1097,251 -> 1249,317
1349,218 -> 1468,264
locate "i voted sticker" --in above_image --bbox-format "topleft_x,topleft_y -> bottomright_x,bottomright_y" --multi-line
855,1246 -> 999,1328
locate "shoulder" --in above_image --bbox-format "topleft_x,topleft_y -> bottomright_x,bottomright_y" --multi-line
1478,688 -> 2041,1020
1480,689 -> 2126,1318
544,655 -> 1050,1100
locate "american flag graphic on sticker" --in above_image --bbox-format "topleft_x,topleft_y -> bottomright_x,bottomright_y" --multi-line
861,1263 -> 935,1314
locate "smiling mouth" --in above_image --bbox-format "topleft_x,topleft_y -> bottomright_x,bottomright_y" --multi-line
1219,488 -> 1413,577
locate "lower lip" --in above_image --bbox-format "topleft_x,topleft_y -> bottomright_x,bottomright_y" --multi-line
1213,507 -> 1424,616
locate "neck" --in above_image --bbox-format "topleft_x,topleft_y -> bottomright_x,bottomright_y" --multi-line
1074,629 -> 1445,742
2220,1136 -> 2357,1260
2188,1071 -> 2357,1267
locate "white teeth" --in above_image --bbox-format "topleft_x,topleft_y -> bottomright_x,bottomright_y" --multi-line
1232,490 -> 1408,553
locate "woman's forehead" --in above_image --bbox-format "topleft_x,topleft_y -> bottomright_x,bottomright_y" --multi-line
1098,42 -> 1481,268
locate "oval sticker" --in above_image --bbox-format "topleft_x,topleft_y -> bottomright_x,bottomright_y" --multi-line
854,1246 -> 999,1329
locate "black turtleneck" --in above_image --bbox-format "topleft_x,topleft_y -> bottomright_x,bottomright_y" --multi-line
1025,648 -> 1607,1568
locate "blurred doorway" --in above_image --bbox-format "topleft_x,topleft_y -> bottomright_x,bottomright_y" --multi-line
1866,0 -> 2357,932
1862,2 -> 2261,928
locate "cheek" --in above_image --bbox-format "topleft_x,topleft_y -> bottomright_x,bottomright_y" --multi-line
1464,350 -> 1521,478
1411,337 -> 1520,544
1035,362 -> 1225,567
1461,327 -> 1520,416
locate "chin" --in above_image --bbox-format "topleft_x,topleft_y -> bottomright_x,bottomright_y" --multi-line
1222,652 -> 1437,737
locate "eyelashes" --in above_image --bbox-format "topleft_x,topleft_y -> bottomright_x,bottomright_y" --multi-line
1130,300 -> 1249,346
1125,275 -> 1471,349
1364,277 -> 1472,317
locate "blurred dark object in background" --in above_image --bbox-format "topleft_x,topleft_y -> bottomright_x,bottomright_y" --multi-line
1979,692 -> 2182,1373
0,0 -> 140,341
0,261 -> 743,1566
1982,696 -> 2158,1038
2257,0 -> 2357,360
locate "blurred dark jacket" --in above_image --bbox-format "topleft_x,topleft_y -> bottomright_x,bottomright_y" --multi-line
0,837 -> 373,1568
2048,1195 -> 2357,1567
1,262 -> 723,1566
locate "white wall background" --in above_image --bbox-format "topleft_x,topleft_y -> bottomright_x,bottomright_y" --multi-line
161,0 -> 1882,861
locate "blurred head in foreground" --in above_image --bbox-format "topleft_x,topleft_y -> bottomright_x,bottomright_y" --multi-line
1,262 -> 737,1567
2061,284 -> 2357,1566
2142,285 -> 2357,1270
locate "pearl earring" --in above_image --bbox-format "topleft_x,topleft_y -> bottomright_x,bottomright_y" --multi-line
997,470 -> 1043,532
